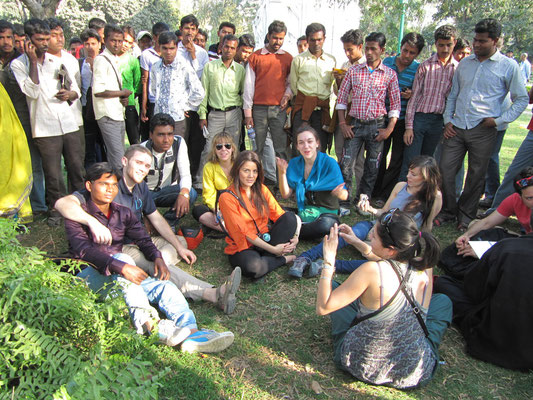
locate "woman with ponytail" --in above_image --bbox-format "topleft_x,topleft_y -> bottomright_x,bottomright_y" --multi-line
316,210 -> 452,389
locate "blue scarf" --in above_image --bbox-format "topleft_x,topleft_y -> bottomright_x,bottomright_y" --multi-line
286,152 -> 345,211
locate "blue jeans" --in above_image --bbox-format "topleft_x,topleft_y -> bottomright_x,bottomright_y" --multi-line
341,119 -> 386,199
76,253 -> 197,333
300,220 -> 374,273
24,128 -> 47,212
484,129 -> 506,200
489,130 -> 533,211
150,185 -> 198,208
400,113 -> 443,181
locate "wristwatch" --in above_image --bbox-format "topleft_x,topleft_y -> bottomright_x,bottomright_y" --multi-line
179,192 -> 190,199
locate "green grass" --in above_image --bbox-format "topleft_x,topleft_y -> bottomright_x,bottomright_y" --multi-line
17,107 -> 533,399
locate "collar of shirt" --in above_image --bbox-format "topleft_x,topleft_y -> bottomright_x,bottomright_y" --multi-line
260,47 -> 286,55
429,53 -> 458,68
300,49 -> 332,61
216,58 -> 239,71
86,196 -> 119,219
363,60 -> 387,73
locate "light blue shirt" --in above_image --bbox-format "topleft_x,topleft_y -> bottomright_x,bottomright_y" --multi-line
520,59 -> 531,85
444,51 -> 528,130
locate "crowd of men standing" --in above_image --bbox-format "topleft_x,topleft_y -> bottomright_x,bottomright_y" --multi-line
0,13 -> 530,231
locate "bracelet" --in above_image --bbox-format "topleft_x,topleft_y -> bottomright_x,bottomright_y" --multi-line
339,121 -> 347,126
323,260 -> 335,271
179,192 -> 190,199
320,275 -> 332,280
362,247 -> 372,257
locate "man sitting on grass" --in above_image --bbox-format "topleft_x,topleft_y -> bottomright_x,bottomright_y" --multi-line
65,162 -> 235,352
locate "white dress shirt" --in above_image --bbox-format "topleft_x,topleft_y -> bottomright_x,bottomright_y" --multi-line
92,48 -> 124,121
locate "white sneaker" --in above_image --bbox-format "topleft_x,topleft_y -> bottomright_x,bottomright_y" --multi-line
339,207 -> 351,217
181,330 -> 234,353
157,319 -> 191,347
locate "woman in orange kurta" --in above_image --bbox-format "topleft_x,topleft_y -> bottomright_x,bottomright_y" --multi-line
219,151 -> 301,279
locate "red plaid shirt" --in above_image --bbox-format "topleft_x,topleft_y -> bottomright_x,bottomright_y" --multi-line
405,54 -> 458,129
336,61 -> 401,121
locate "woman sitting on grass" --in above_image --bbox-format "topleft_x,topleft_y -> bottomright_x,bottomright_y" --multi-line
218,151 -> 301,279
316,211 -> 452,389
289,155 -> 442,278
277,126 -> 348,241
192,132 -> 237,233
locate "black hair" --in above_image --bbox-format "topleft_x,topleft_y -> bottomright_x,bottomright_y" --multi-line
158,31 -> 178,46
80,28 -> 101,43
434,25 -> 457,42
513,167 -> 533,194
88,17 -> 106,31
69,37 -> 82,46
197,28 -> 208,39
103,24 -> 123,40
180,14 -> 199,28
85,162 -> 120,183
24,18 -> 50,37
376,210 -> 440,271
238,34 -> 255,48
297,35 -> 306,43
340,29 -> 363,46
400,32 -> 425,54
121,25 -> 135,39
150,113 -> 175,133
175,30 -> 182,38
305,23 -> 325,38
365,32 -> 386,48
152,22 -> 169,37
474,18 -> 502,40
454,37 -> 471,52
13,23 -> 24,36
46,18 -> 63,31
0,20 -> 14,34
264,34 -> 268,44
267,20 -> 287,35
222,34 -> 238,46
218,22 -> 236,34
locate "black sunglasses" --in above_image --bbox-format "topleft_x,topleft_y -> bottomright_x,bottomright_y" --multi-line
380,208 -> 399,247
216,143 -> 232,150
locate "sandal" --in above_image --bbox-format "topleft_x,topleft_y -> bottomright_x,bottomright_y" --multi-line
216,267 -> 241,315
434,213 -> 455,227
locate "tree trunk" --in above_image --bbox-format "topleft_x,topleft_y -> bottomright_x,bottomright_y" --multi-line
19,0 -> 62,19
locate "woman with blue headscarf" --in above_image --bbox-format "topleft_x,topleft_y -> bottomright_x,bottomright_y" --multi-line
277,126 -> 347,246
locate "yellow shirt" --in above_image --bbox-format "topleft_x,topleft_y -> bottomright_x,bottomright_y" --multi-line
289,49 -> 336,100
202,162 -> 231,210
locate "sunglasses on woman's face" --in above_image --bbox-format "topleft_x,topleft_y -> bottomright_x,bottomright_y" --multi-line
216,143 -> 232,150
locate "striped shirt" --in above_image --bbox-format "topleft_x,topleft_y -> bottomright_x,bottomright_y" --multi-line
336,61 -> 401,121
382,56 -> 419,119
405,54 -> 458,129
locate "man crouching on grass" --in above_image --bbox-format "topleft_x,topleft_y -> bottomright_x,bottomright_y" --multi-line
65,162 -> 234,352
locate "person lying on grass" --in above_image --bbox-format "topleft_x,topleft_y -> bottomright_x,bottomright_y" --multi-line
65,162 -> 235,353
316,211 -> 452,389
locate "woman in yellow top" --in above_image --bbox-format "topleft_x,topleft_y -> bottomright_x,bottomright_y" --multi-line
192,132 -> 237,232
0,82 -> 33,223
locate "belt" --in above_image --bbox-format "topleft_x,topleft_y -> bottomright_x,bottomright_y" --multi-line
210,105 -> 238,112
353,116 -> 385,125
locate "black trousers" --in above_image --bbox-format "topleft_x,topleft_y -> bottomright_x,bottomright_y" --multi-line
125,105 -> 140,145
228,212 -> 297,279
186,111 -> 205,179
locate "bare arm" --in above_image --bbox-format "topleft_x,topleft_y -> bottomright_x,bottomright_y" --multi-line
276,157 -> 293,198
455,211 -> 508,249
54,194 -> 113,245
146,210 -> 197,265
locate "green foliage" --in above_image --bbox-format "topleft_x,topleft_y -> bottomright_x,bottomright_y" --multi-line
0,219 -> 167,399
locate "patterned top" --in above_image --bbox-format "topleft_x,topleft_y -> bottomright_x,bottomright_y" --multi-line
382,56 -> 419,120
336,61 -> 401,121
405,54 -> 458,130
149,56 -> 205,122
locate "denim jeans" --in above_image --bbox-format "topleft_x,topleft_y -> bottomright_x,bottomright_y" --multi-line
341,119 -> 386,200
300,220 -> 374,265
76,253 -> 197,333
489,130 -> 533,211
484,129 -> 506,199
150,185 -> 198,208
400,113 -> 443,181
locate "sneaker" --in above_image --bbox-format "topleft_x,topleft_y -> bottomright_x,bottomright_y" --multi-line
371,199 -> 385,209
216,267 -> 241,315
478,197 -> 493,209
157,319 -> 191,347
288,257 -> 310,279
47,215 -> 62,227
339,207 -> 351,217
181,329 -> 234,353
308,259 -> 323,277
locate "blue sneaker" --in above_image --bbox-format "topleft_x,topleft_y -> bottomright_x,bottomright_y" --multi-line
308,260 -> 323,278
181,330 -> 234,353
157,319 -> 191,347
288,257 -> 310,279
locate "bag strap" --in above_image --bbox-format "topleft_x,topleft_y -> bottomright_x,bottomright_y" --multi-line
101,54 -> 122,90
388,261 -> 430,337
216,189 -> 263,237
349,260 -> 409,327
